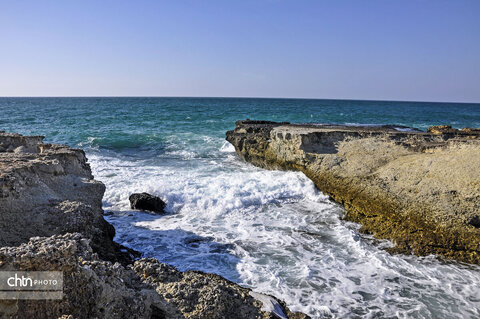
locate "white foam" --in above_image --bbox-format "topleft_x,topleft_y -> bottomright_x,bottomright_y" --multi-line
89,142 -> 480,319
250,291 -> 287,318
219,141 -> 235,152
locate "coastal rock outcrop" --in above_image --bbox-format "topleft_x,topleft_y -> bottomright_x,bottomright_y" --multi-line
129,192 -> 166,214
226,120 -> 480,264
0,131 -> 308,318
0,233 -> 160,319
427,125 -> 480,135
0,131 -> 130,264
0,233 -> 308,319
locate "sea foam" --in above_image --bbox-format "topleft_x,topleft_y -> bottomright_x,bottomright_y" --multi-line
89,142 -> 480,319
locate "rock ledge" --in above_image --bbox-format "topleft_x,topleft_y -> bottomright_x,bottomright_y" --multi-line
0,131 -> 308,319
226,120 -> 480,264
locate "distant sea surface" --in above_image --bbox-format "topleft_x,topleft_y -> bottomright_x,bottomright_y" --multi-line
1,97 -> 480,318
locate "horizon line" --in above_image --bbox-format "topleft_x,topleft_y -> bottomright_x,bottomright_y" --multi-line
0,95 -> 479,105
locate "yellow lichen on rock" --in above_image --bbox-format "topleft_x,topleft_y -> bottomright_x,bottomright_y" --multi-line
226,120 -> 480,264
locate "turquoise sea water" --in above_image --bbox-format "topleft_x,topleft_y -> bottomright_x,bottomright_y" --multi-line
1,97 -> 480,318
2,97 -> 479,149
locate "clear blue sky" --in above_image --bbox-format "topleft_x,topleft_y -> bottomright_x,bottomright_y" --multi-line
1,0 -> 479,102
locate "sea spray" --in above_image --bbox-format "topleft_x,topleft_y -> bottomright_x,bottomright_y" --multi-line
2,97 -> 480,318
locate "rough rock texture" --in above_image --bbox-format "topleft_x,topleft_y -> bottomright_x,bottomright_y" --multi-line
129,193 -> 166,214
0,131 -> 131,264
226,120 -> 480,264
0,131 -> 308,319
132,259 -> 308,319
427,125 -> 480,135
0,234 -> 159,319
0,234 -> 308,319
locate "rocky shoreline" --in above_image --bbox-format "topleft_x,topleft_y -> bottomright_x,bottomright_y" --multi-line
226,120 -> 480,265
0,131 -> 308,319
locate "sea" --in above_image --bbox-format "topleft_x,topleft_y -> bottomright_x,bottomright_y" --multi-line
1,97 -> 480,318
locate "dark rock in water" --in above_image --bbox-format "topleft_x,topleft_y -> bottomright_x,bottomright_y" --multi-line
129,192 -> 166,213
0,131 -> 132,265
469,216 -> 480,228
0,233 -> 308,319
0,131 -> 309,319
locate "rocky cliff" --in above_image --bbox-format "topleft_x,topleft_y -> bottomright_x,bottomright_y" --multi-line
0,131 -> 128,264
0,131 -> 308,319
0,234 -> 306,319
226,120 -> 480,264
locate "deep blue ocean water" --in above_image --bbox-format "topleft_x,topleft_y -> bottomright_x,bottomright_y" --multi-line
2,97 -> 479,149
1,97 -> 480,318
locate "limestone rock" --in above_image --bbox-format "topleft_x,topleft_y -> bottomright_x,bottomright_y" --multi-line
0,234 -> 308,319
0,233 -> 159,319
0,131 -> 308,318
461,127 -> 480,133
226,120 -> 480,264
427,125 -> 455,134
132,258 -> 309,319
0,131 -> 132,264
427,125 -> 480,136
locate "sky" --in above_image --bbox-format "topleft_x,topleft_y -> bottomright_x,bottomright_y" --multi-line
0,0 -> 479,102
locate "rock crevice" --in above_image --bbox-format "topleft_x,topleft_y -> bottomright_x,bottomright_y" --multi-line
226,120 -> 480,264
0,131 -> 308,319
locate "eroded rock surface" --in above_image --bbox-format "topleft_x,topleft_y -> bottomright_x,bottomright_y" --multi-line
226,120 -> 480,264
0,131 -> 131,263
0,131 -> 308,318
0,234 -> 308,319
